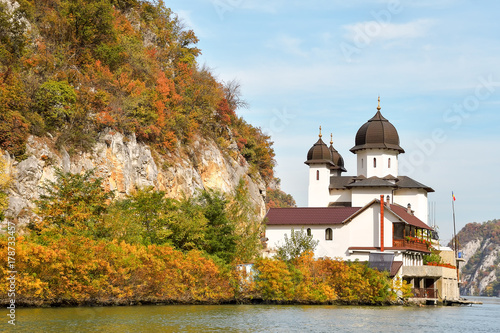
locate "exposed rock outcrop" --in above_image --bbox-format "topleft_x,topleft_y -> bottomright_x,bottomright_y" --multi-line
459,237 -> 500,296
3,128 -> 267,226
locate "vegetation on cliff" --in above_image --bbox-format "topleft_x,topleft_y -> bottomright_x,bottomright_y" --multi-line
0,0 -> 274,182
265,186 -> 297,211
451,219 -> 500,296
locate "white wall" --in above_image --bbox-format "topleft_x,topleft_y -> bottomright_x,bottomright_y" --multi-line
393,189 -> 429,225
351,188 -> 392,207
356,149 -> 399,178
308,164 -> 331,207
265,205 -> 398,261
328,189 -> 352,205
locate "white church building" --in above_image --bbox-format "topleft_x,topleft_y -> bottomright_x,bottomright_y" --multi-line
264,98 -> 460,303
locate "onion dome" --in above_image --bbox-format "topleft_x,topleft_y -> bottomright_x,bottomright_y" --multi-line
350,97 -> 405,153
305,127 -> 335,167
329,134 -> 347,172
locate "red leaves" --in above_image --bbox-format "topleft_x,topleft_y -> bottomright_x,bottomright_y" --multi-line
216,98 -> 234,125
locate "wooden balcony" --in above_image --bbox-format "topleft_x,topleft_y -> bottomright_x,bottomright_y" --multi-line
393,239 -> 430,252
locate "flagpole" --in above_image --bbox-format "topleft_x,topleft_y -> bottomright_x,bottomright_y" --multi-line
452,191 -> 457,257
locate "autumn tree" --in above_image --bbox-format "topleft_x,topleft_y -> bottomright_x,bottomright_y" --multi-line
0,156 -> 12,220
34,169 -> 114,238
265,187 -> 296,210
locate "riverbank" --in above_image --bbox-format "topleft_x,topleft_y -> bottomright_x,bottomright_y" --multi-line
7,297 -> 496,332
1,236 -> 409,307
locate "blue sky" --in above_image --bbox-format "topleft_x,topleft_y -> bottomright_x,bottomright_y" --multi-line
166,0 -> 500,244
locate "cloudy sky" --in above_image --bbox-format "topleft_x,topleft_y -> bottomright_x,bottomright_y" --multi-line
166,0 -> 500,244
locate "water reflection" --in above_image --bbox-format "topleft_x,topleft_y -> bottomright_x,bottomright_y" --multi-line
11,297 -> 500,333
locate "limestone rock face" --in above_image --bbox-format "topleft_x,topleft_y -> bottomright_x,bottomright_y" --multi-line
3,129 -> 267,226
459,237 -> 500,296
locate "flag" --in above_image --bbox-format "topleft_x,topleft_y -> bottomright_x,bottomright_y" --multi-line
452,192 -> 456,201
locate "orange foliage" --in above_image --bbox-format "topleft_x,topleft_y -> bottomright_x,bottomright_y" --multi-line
0,236 -> 234,306
248,252 -> 395,304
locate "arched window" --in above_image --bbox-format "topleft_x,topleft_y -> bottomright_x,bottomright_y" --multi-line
388,158 -> 391,168
373,158 -> 377,168
316,170 -> 319,180
307,228 -> 312,236
325,228 -> 333,241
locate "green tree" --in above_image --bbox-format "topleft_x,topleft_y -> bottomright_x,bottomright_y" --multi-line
196,189 -> 239,263
34,80 -> 77,130
168,195 -> 207,251
276,228 -> 319,262
107,187 -> 173,245
34,169 -> 114,238
227,178 -> 262,262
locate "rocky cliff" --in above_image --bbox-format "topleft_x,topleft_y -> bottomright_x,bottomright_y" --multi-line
3,128 -> 267,227
456,220 -> 500,296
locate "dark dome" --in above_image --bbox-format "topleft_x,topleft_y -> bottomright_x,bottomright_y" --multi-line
350,100 -> 404,153
305,137 -> 332,164
330,145 -> 345,169
328,134 -> 347,172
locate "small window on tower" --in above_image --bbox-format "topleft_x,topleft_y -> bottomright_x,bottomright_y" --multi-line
373,158 -> 377,168
316,170 -> 319,180
325,228 -> 333,241
361,158 -> 364,168
307,228 -> 312,236
388,158 -> 391,168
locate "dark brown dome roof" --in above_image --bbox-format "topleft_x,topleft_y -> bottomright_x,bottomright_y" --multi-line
350,101 -> 404,153
305,137 -> 332,163
329,141 -> 347,172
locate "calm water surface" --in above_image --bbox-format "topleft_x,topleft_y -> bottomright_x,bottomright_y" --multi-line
5,297 -> 500,332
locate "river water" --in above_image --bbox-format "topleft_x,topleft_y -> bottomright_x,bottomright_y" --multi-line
6,297 -> 500,332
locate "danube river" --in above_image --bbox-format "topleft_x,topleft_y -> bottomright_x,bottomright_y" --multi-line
8,297 -> 500,332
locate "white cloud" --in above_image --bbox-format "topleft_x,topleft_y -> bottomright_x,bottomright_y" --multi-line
266,34 -> 308,57
240,0 -> 285,13
342,19 -> 435,44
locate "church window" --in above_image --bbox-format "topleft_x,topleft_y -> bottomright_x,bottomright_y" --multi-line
325,228 -> 333,241
388,158 -> 391,168
307,228 -> 312,236
316,170 -> 319,180
373,158 -> 377,168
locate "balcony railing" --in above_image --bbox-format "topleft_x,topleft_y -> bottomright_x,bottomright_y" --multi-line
412,288 -> 437,299
393,239 -> 429,252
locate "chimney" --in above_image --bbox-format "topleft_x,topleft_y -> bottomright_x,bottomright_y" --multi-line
386,195 -> 390,207
407,203 -> 412,215
380,195 -> 384,252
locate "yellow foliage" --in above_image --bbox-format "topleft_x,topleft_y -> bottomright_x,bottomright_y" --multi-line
0,156 -> 12,216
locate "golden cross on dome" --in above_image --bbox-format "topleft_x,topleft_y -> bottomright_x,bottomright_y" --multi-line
377,96 -> 381,111
319,126 -> 322,138
330,133 -> 333,145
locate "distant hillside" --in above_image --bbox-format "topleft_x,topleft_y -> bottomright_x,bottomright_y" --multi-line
450,219 -> 500,296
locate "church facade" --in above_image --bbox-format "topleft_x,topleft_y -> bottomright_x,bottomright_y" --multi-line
264,98 -> 460,303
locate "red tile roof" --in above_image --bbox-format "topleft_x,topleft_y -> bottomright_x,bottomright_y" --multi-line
265,202 -> 432,231
389,204 -> 432,230
265,207 -> 362,225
